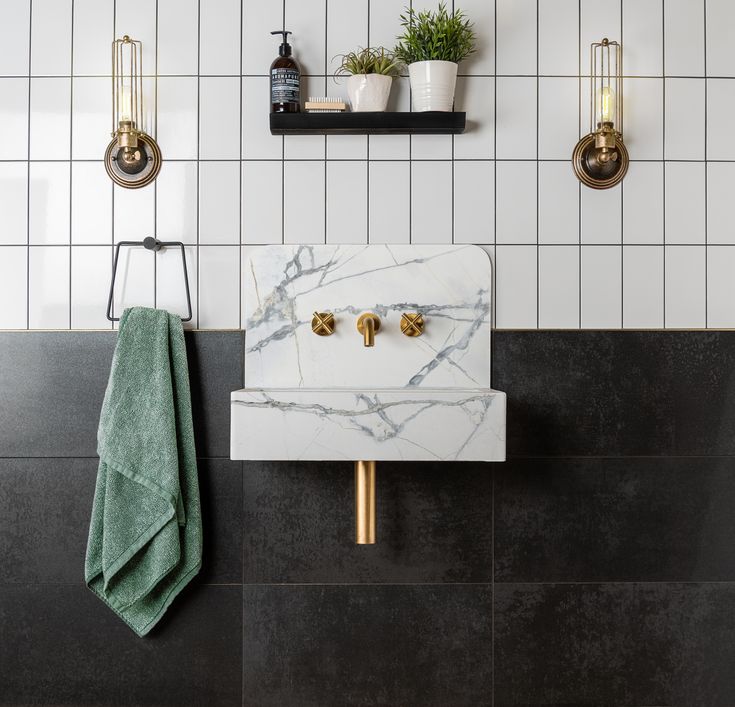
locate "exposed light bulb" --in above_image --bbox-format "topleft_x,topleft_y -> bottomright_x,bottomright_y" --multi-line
119,85 -> 133,123
597,86 -> 615,125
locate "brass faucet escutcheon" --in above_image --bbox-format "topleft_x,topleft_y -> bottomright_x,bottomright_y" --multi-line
311,311 -> 335,336
356,312 -> 381,347
400,312 -> 424,337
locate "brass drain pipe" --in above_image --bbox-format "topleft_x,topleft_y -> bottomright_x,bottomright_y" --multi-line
355,461 -> 376,544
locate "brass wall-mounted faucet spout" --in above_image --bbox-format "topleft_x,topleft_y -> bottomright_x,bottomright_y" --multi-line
356,312 -> 381,347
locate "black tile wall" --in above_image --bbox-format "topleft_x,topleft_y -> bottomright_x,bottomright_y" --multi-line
242,459 -> 493,584
242,584 -> 493,707
186,331 -> 244,459
0,584 -> 243,707
0,457 -> 98,583
494,457 -> 735,583
3,330 -> 735,706
0,333 -> 115,457
494,331 -> 735,457
494,583 -> 735,706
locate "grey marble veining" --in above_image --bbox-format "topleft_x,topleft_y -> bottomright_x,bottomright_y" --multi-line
242,245 -> 492,389
234,245 -> 504,462
231,388 -> 505,461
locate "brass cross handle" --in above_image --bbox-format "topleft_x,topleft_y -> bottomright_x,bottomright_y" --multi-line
312,311 -> 335,336
400,312 -> 424,337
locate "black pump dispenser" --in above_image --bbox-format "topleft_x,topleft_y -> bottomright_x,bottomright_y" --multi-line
271,30 -> 293,57
270,29 -> 300,113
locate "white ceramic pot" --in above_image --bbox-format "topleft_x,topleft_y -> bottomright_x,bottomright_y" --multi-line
408,60 -> 458,112
347,73 -> 393,112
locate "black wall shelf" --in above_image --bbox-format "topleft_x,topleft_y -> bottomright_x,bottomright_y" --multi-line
270,111 -> 466,135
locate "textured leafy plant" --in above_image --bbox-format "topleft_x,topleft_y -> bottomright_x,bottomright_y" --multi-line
335,47 -> 402,77
394,3 -> 475,64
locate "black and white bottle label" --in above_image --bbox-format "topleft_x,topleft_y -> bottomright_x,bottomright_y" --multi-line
271,68 -> 300,103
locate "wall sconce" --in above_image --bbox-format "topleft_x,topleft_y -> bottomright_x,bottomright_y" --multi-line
104,35 -> 162,189
572,38 -> 628,190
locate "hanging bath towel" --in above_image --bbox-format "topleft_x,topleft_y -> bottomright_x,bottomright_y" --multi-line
85,307 -> 202,636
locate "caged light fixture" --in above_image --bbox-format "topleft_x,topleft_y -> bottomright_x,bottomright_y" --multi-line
572,38 -> 628,189
104,35 -> 162,189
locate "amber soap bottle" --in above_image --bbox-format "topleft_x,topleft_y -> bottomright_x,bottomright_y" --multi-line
270,30 -> 301,113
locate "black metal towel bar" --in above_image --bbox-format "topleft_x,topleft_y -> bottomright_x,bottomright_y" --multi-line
106,237 -> 193,322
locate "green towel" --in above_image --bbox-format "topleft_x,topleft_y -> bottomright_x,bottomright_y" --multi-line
85,307 -> 202,637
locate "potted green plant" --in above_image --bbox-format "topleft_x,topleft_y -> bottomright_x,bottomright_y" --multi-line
335,47 -> 401,112
395,3 -> 475,112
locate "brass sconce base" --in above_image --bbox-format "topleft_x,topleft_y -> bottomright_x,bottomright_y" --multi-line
572,132 -> 629,190
104,132 -> 162,189
355,460 -> 376,545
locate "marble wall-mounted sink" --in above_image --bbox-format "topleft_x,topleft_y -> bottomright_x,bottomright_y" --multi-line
231,387 -> 505,461
231,244 -> 506,543
231,244 -> 506,463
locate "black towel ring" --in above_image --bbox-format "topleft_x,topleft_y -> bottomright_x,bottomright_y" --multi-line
106,237 -> 193,322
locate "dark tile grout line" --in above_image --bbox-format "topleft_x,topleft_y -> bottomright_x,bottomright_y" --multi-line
619,0 -> 624,329
366,0 -> 370,245
492,0 -> 497,331
408,0 -> 412,247
110,0 -> 116,328
152,0 -> 159,313
662,0 -> 667,328
238,0 -> 244,330
25,0 -> 32,330
490,2 -> 497,699
6,73 -> 735,79
280,0 -> 286,248
5,157 -> 735,163
535,0 -> 540,329
577,0 -> 582,328
68,0 -> 75,330
704,0 -> 709,328
196,0 -> 201,329
9,242 -> 724,249
323,0 -> 328,246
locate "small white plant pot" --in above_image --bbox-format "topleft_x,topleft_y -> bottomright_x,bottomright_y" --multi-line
347,74 -> 393,112
408,60 -> 458,112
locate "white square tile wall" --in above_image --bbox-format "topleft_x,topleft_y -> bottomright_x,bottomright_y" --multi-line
0,0 -> 732,330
